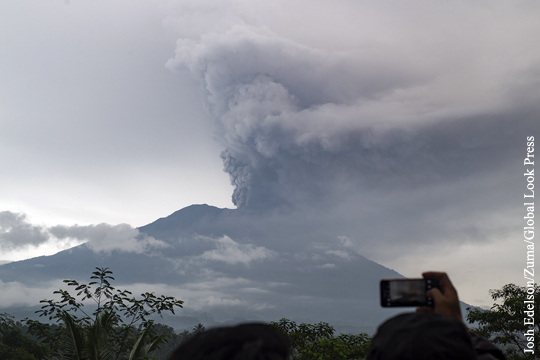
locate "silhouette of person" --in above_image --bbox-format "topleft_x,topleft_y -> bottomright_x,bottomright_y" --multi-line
168,322 -> 290,360
367,272 -> 506,360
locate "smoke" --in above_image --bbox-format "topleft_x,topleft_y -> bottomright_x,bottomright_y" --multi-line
166,25 -> 412,208
166,24 -> 536,210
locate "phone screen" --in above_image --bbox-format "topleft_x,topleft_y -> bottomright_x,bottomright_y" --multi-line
380,278 -> 438,307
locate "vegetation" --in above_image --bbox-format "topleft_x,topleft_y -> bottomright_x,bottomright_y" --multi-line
0,313 -> 50,360
269,318 -> 371,360
148,323 -> 203,360
9,267 -> 536,360
24,267 -> 184,360
467,283 -> 539,360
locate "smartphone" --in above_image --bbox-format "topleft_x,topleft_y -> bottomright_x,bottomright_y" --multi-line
380,278 -> 439,307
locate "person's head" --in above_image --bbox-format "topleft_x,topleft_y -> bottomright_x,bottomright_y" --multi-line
168,323 -> 290,360
366,312 -> 475,360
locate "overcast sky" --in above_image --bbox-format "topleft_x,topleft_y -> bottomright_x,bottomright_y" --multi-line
1,0 -> 539,306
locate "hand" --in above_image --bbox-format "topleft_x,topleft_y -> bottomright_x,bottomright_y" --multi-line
416,271 -> 464,324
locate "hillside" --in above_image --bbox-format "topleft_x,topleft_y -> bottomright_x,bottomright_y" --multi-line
0,204 -> 415,333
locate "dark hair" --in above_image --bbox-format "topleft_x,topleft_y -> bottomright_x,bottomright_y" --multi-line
367,312 -> 476,360
168,323 -> 290,360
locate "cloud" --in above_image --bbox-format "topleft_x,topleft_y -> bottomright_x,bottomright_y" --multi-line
166,24 -> 429,208
0,211 -> 50,251
0,211 -> 169,258
123,278 -> 270,312
163,3 -> 538,307
0,279 -> 64,308
0,0 -> 536,312
318,263 -> 336,269
167,20 -> 538,210
199,235 -> 276,265
124,279 -> 247,308
49,223 -> 169,255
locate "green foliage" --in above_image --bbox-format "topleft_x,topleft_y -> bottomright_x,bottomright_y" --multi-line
0,313 -> 50,360
3,266 -> 382,360
146,323 -> 201,360
24,267 -> 183,360
467,283 -> 539,360
128,326 -> 166,360
269,318 -> 370,360
147,324 -> 197,360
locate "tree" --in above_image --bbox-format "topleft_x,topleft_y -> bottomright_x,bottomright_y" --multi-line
0,313 -> 50,360
191,323 -> 205,335
25,267 -> 184,360
146,323 -> 194,360
467,283 -> 539,360
269,318 -> 371,360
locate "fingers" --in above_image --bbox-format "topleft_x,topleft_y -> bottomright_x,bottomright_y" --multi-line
422,271 -> 450,284
421,272 -> 463,324
427,287 -> 443,302
422,272 -> 457,295
416,306 -> 434,313
427,287 -> 451,314
422,271 -> 447,278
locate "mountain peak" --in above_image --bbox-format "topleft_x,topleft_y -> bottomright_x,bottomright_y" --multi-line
137,204 -> 232,241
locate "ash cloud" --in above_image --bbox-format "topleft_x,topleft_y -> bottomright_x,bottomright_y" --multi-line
167,24 -> 537,210
166,25 -> 416,208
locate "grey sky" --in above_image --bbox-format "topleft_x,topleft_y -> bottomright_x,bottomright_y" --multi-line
0,0 -> 539,306
0,0 -> 234,227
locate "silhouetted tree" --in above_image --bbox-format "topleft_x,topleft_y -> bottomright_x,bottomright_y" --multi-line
0,313 -> 50,360
270,318 -> 370,360
467,283 -> 539,360
192,323 -> 205,335
25,267 -> 184,360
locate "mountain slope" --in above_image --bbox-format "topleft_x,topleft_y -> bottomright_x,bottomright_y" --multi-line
0,204 -> 410,332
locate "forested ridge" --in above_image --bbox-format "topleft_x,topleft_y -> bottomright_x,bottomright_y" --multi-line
0,268 -> 537,360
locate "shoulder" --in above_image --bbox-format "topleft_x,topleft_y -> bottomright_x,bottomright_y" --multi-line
468,332 -> 506,360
